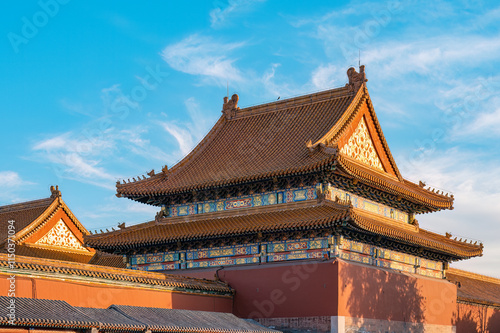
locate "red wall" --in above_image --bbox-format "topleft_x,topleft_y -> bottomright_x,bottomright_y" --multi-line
454,302 -> 500,333
219,260 -> 339,319
338,260 -> 457,326
0,273 -> 232,312
168,258 -> 459,327
168,260 -> 340,319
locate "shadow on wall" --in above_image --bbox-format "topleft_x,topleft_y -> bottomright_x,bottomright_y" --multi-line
488,310 -> 500,333
340,261 -> 426,331
454,303 -> 500,333
454,307 -> 482,333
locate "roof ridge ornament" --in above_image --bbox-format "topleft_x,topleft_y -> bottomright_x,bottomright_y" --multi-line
50,185 -> 61,198
222,94 -> 240,120
346,65 -> 368,92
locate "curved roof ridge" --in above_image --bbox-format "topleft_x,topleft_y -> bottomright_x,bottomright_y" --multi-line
235,85 -> 353,118
310,83 -> 366,148
448,268 -> 500,284
0,196 -> 54,213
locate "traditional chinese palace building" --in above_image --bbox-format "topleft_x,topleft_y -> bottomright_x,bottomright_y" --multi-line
84,66 -> 499,332
1,66 -> 499,333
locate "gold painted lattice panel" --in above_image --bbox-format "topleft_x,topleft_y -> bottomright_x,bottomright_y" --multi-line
35,220 -> 87,251
340,117 -> 384,171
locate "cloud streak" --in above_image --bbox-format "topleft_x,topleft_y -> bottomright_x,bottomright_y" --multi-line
210,0 -> 266,28
400,148 -> 500,276
161,35 -> 246,85
0,171 -> 35,203
159,97 -> 217,162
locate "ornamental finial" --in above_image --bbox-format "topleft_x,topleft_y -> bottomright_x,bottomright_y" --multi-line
50,185 -> 61,198
346,65 -> 368,92
222,94 -> 240,120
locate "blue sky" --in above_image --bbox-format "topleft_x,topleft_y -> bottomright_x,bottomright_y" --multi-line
1,0 -> 499,277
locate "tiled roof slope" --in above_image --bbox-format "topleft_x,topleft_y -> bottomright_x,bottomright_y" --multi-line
0,253 -> 232,294
85,199 -> 482,259
116,81 -> 453,212
117,87 -> 354,197
335,155 -> 453,211
0,197 -> 54,242
0,297 -> 277,332
88,250 -> 127,268
75,306 -> 146,331
447,268 -> 500,307
14,244 -> 93,263
0,296 -> 98,329
111,304 -> 277,333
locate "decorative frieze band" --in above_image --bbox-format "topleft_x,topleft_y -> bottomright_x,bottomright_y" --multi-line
165,184 -> 409,223
128,236 -> 443,279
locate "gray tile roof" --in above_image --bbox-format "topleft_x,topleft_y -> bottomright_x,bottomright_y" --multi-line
0,296 -> 97,329
111,305 -> 278,333
0,297 -> 278,333
75,306 -> 145,331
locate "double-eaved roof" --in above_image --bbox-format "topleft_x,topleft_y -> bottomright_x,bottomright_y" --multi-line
86,199 -> 482,261
116,71 -> 452,213
86,67 -> 483,261
0,297 -> 276,333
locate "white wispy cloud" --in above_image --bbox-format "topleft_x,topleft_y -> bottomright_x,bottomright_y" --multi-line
31,124 -> 179,190
461,107 -> 500,137
83,195 -> 159,230
261,63 -> 288,97
32,132 -> 117,189
101,84 -> 140,113
159,97 -> 217,161
311,64 -> 342,90
160,123 -> 195,156
399,148 -> 500,277
161,35 -> 246,85
361,35 -> 500,79
0,171 -> 35,203
0,171 -> 33,188
210,0 -> 266,28
32,81 -> 180,190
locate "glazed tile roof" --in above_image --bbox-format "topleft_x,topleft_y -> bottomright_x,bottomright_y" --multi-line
88,250 -> 127,268
116,83 -> 453,212
447,268 -> 500,307
14,244 -> 94,263
0,296 -> 97,329
0,189 -> 96,264
117,87 -> 353,198
335,154 -> 454,211
0,253 -> 232,294
0,197 -> 54,242
0,297 -> 277,332
85,199 -> 482,259
111,304 -> 277,333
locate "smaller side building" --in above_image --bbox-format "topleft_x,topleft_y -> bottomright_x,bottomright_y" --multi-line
0,253 -> 233,310
0,187 -> 235,313
447,268 -> 500,333
0,186 -> 124,268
